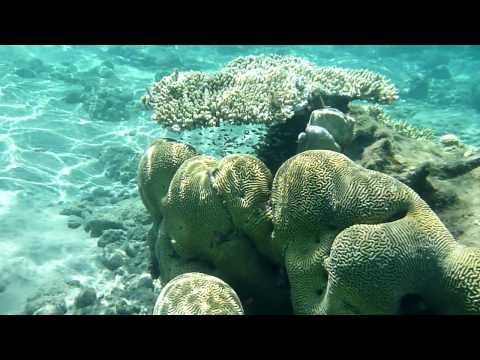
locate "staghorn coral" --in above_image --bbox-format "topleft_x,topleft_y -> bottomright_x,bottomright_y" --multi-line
271,150 -> 480,314
159,153 -> 291,314
143,55 -> 398,131
153,272 -> 244,315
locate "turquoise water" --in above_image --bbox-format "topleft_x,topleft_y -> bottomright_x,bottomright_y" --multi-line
0,45 -> 479,314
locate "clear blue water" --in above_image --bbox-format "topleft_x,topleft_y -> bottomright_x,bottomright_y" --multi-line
0,45 -> 479,314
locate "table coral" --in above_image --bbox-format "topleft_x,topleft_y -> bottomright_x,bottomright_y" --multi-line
143,55 -> 398,131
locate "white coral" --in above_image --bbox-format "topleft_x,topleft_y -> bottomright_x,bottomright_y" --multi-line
145,55 -> 399,130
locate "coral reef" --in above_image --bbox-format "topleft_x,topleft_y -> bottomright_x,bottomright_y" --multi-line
13,47 -> 480,316
137,102 -> 480,315
143,55 -> 398,172
136,139 -> 290,314
137,133 -> 480,315
271,150 -> 480,314
153,272 -> 244,315
345,104 -> 480,213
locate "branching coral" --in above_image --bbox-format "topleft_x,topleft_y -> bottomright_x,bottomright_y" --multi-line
366,104 -> 435,140
143,55 -> 398,131
271,150 -> 480,314
153,272 -> 244,315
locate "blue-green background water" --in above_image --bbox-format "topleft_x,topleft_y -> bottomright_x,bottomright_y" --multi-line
0,45 -> 479,314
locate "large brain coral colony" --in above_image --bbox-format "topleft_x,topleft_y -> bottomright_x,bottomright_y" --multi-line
271,150 -> 480,314
138,55 -> 480,315
140,144 -> 480,314
139,141 -> 292,314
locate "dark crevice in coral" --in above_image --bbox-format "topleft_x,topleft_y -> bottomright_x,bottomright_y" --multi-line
254,98 -> 355,174
309,91 -> 351,113
254,110 -> 310,174
147,222 -> 160,278
398,293 -> 434,315
385,208 -> 409,223
212,230 -> 236,248
345,127 -> 379,162
395,162 -> 438,204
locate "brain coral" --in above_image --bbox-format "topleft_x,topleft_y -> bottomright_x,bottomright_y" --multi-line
271,150 -> 480,314
143,55 -> 398,130
137,138 -> 198,277
137,138 -> 198,223
160,153 -> 291,314
153,272 -> 244,315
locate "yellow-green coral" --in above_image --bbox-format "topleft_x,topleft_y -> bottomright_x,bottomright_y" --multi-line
271,150 -> 480,314
163,155 -> 233,260
161,153 -> 290,314
209,154 -> 275,261
143,55 -> 398,130
137,138 -> 198,222
153,272 -> 244,315
154,219 -> 218,286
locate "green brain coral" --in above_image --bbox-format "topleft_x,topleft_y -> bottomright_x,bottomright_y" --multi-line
143,55 -> 398,130
271,150 -> 480,314
138,137 -> 479,315
137,138 -> 199,277
160,153 -> 291,314
153,272 -> 244,315
137,138 -> 198,223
